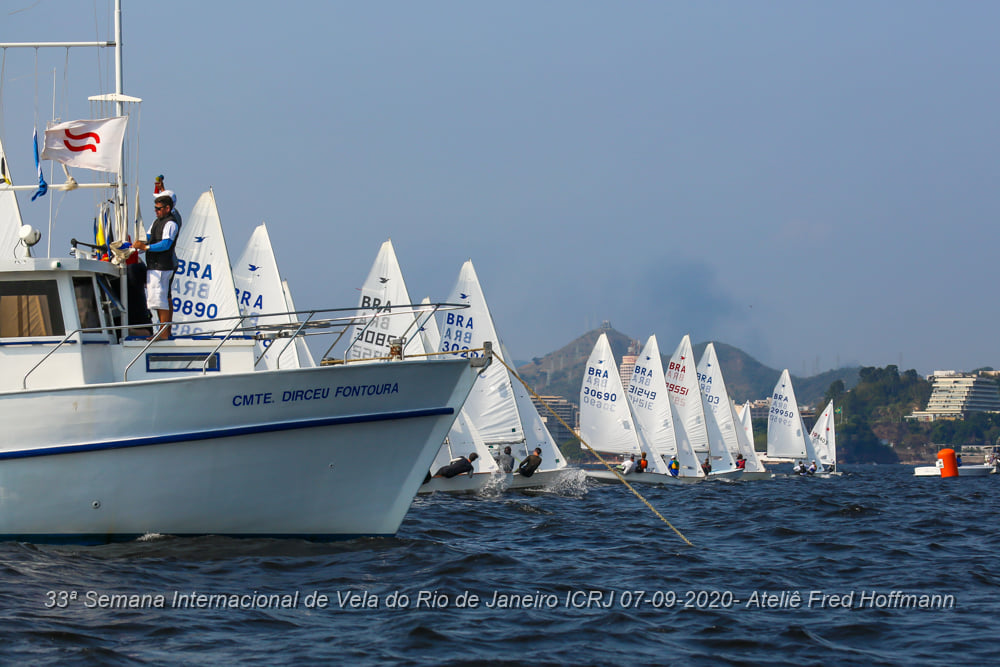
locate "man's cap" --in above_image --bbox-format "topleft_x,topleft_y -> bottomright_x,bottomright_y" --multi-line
154,189 -> 177,205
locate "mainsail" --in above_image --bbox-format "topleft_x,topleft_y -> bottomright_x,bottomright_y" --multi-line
171,190 -> 240,336
231,222 -> 301,369
810,400 -> 837,471
348,239 -> 426,361
767,369 -> 823,464
580,333 -> 645,459
695,342 -> 740,473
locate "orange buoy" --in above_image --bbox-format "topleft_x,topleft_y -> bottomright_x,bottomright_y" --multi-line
938,448 -> 958,478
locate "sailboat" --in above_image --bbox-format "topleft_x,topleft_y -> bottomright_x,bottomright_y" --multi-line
580,333 -> 700,484
231,223 -> 309,369
809,400 -> 842,475
767,369 -> 829,477
666,335 -> 741,480
697,343 -> 769,480
0,1 -> 485,542
170,189 -> 241,338
730,399 -> 771,480
438,260 -> 571,489
348,241 -> 500,494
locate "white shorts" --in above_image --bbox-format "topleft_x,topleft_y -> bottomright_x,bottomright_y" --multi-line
146,269 -> 174,311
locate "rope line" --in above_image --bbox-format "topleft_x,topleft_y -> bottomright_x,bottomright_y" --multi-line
488,352 -> 694,547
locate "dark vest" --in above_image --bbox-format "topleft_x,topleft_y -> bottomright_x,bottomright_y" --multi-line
147,211 -> 181,271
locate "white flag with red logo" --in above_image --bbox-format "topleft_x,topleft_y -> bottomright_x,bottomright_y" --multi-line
41,116 -> 128,173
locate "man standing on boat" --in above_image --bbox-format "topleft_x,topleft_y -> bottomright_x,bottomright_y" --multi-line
134,191 -> 181,340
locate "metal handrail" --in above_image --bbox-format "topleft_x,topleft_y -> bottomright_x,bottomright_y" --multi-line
19,302 -> 470,389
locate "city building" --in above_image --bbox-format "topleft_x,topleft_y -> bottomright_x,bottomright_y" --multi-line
907,371 -> 1000,422
530,394 -> 579,445
619,340 -> 640,390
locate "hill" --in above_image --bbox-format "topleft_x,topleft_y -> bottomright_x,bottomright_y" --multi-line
516,326 -> 860,407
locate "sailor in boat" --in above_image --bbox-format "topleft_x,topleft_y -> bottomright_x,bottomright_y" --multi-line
133,191 -> 181,340
635,452 -> 649,473
516,447 -> 543,477
494,445 -> 515,473
701,456 -> 712,475
735,453 -> 747,470
808,460 -> 817,475
792,460 -> 805,474
668,455 -> 680,477
618,454 -> 637,475
429,452 -> 479,480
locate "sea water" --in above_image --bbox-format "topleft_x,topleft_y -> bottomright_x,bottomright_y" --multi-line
0,464 -> 996,665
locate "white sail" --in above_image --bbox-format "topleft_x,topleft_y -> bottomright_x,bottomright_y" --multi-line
171,190 -> 240,336
665,335 -> 707,452
0,139 -> 27,259
508,342 -> 567,469
439,260 -> 523,443
627,335 -> 700,476
281,279 -> 315,368
695,343 -> 739,473
767,369 -> 823,465
428,409 -> 499,474
348,239 -> 425,361
810,400 -> 837,471
417,296 -> 441,354
580,333 -> 643,457
231,223 -> 300,369
732,399 -> 767,473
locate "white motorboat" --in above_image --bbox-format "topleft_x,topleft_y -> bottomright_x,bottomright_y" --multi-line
0,2 -> 486,543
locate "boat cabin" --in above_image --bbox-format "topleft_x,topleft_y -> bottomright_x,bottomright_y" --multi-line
0,257 -> 255,392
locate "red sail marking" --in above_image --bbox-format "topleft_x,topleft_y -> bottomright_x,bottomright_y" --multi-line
63,129 -> 101,153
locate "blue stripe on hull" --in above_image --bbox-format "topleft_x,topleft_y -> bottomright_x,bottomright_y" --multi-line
0,533 -> 393,546
0,406 -> 454,461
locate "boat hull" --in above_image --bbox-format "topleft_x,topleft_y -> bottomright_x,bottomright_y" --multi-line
586,470 -> 702,485
914,464 -> 992,478
418,468 -> 580,494
706,469 -> 744,481
738,470 -> 774,481
419,471 -> 507,495
0,359 -> 479,542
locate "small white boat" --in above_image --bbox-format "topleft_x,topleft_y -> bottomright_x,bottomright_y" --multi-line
585,468 -> 701,485
667,335 -> 741,481
698,343 -> 771,480
736,402 -> 773,480
767,369 -> 830,478
810,400 -> 842,475
436,261 -> 570,485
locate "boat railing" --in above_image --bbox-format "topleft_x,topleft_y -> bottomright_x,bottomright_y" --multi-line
21,302 -> 470,388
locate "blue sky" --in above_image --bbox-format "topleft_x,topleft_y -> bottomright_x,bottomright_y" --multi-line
3,1 -> 999,376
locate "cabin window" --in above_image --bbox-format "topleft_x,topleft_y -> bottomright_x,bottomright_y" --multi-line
146,352 -> 220,373
73,277 -> 102,332
0,280 -> 66,338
